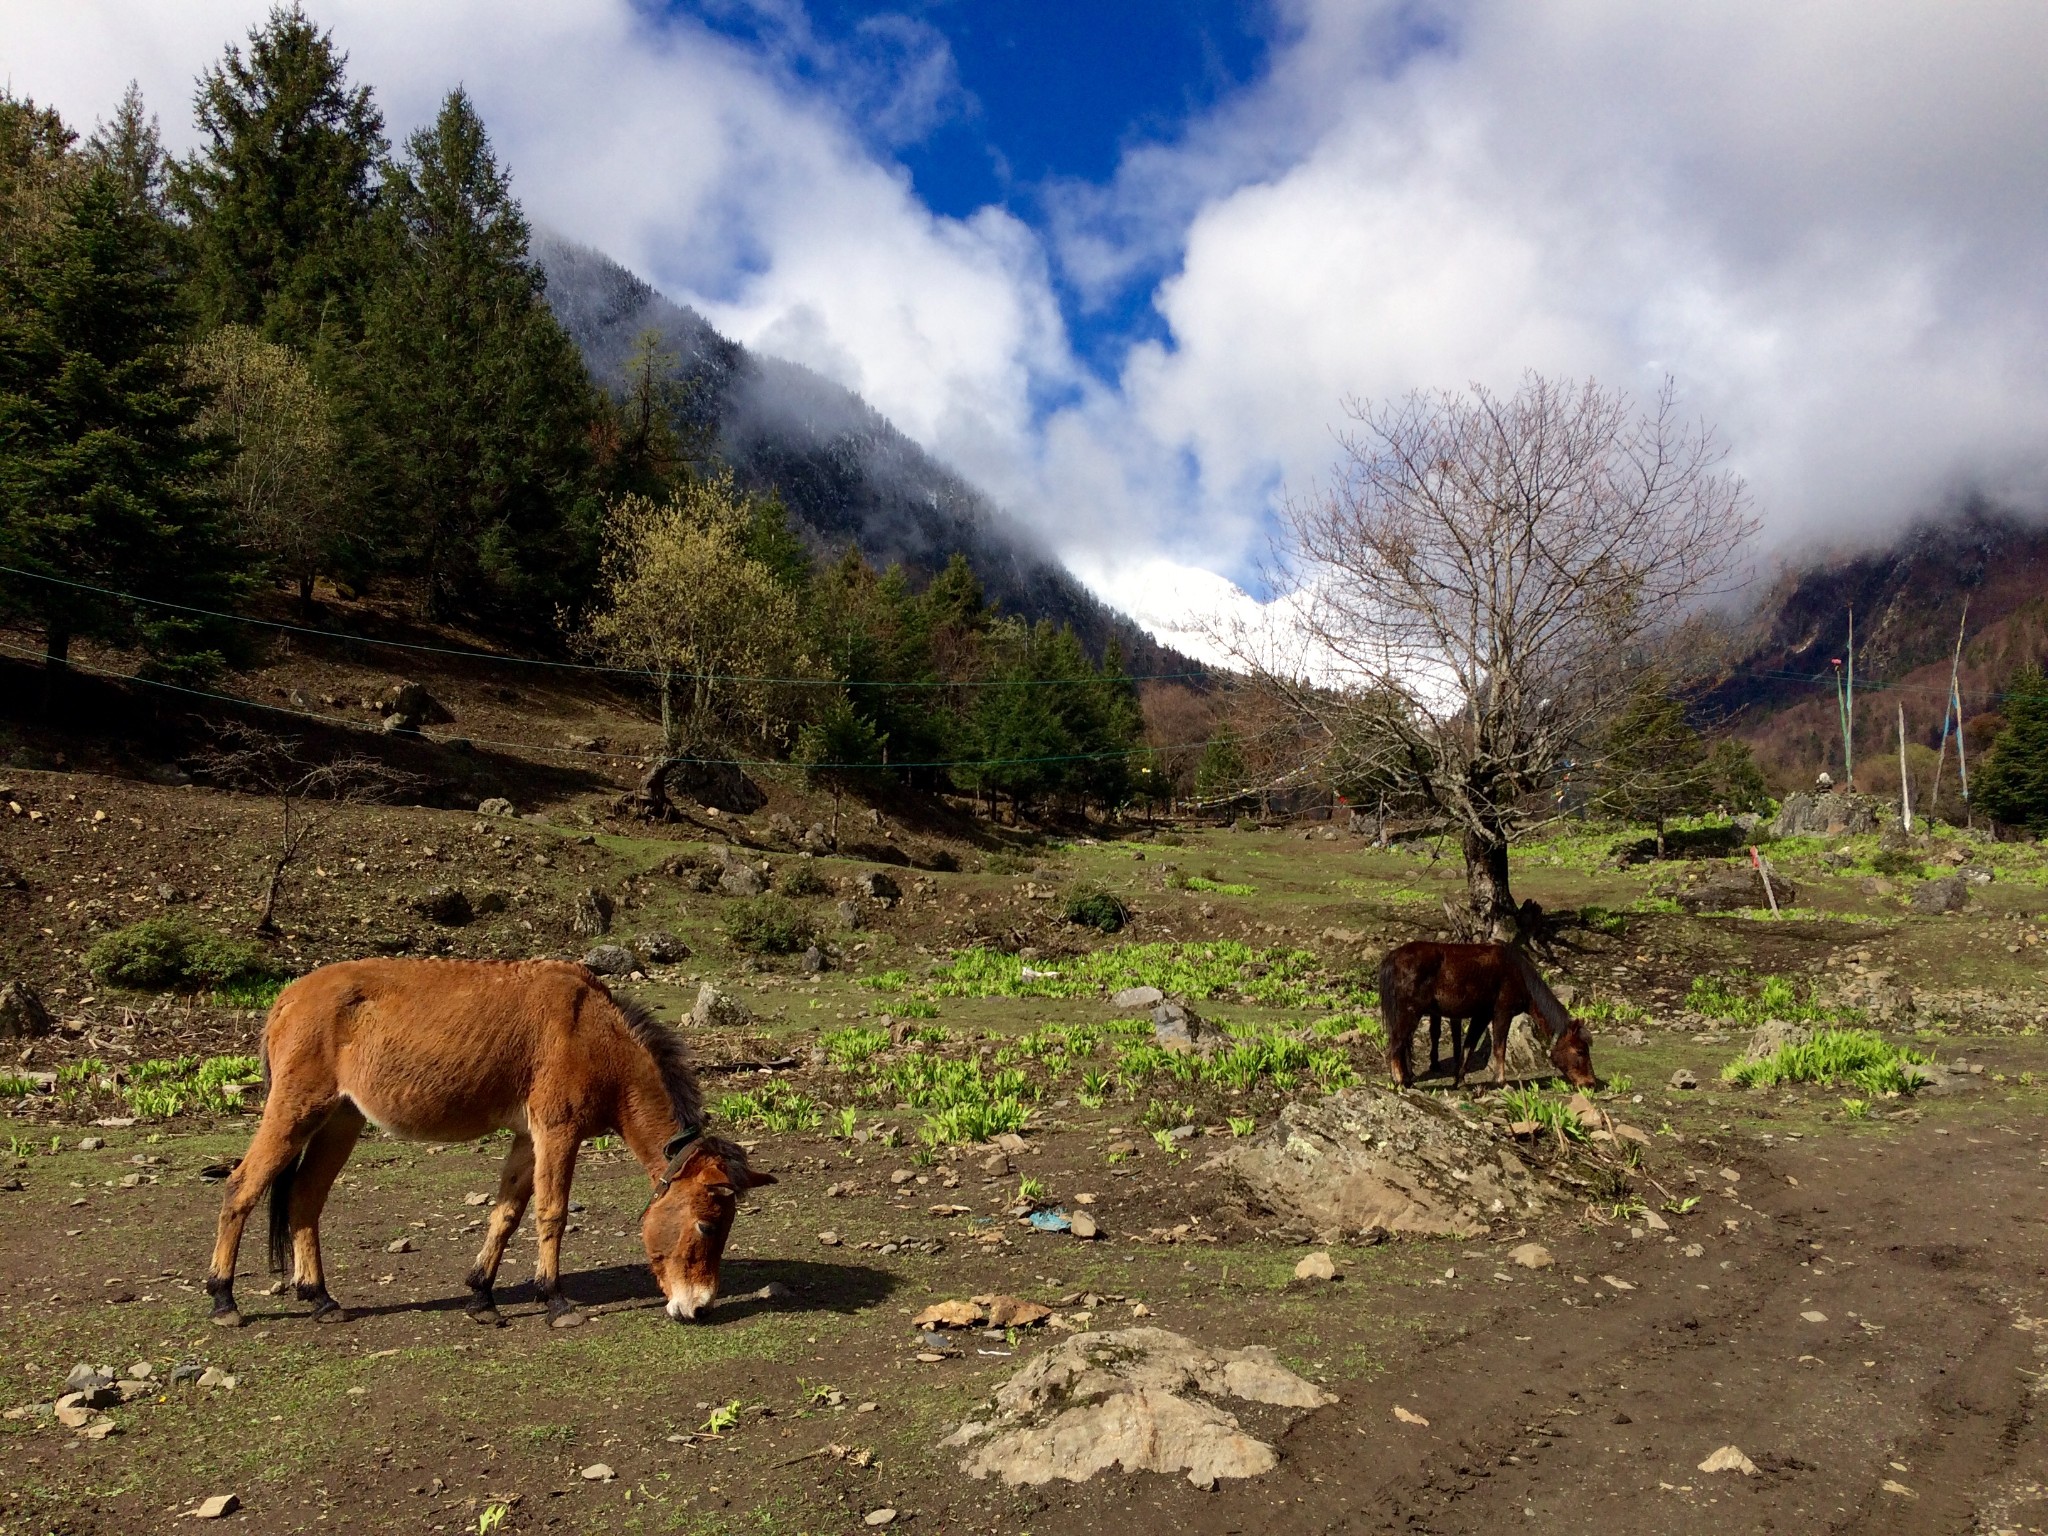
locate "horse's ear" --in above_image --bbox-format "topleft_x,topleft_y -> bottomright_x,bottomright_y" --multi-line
743,1166 -> 777,1189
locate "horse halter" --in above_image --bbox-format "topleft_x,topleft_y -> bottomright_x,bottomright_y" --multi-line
649,1125 -> 704,1201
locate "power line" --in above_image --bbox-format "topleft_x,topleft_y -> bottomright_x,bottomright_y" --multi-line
0,563 -> 1206,689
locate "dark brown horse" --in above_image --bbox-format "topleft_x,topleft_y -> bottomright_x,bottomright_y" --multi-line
1378,941 -> 1596,1089
206,958 -> 774,1329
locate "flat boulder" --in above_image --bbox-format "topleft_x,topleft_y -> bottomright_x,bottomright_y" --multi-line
633,930 -> 690,964
1152,999 -> 1209,1052
1910,874 -> 1969,915
1223,1085 -> 1564,1240
944,1327 -> 1335,1490
1741,1021 -> 1810,1061
1113,985 -> 1165,1010
690,982 -> 754,1030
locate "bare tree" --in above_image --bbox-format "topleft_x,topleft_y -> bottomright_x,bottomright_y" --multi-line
199,725 -> 423,934
1234,374 -> 1756,940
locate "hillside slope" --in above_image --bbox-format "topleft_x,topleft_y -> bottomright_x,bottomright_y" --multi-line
1698,506 -> 2048,790
535,235 -> 1191,676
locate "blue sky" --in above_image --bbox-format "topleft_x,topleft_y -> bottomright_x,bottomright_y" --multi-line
9,2 -> 2048,653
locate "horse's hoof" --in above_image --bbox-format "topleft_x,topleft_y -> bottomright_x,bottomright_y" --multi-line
311,1300 -> 349,1324
548,1308 -> 585,1329
466,1306 -> 503,1327
211,1308 -> 243,1329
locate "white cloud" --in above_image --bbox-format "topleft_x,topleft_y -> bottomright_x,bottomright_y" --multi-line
9,1 -> 2048,642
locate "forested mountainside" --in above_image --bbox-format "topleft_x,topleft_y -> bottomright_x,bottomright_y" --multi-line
1696,505 -> 2048,788
535,235 -> 1193,677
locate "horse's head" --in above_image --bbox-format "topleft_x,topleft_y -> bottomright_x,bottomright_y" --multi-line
1547,1016 -> 1598,1088
642,1136 -> 776,1321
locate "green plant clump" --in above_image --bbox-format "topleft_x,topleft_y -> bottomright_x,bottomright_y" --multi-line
86,918 -> 282,993
715,1080 -> 826,1132
780,861 -> 830,897
1684,972 -> 1843,1025
722,895 -> 818,954
819,1026 -> 889,1069
1063,884 -> 1132,933
1721,1028 -> 1927,1095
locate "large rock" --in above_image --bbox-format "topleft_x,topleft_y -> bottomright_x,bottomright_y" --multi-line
1741,1021 -> 1811,1062
1152,999 -> 1209,1053
714,847 -> 769,897
632,930 -> 690,964
1772,791 -> 1881,838
1675,864 -> 1797,913
387,680 -> 452,724
476,797 -> 514,817
856,870 -> 901,901
580,945 -> 640,977
1224,1086 -> 1564,1240
690,982 -> 754,1030
944,1328 -> 1335,1490
0,980 -> 53,1038
1114,985 -> 1165,1010
1910,874 -> 1969,915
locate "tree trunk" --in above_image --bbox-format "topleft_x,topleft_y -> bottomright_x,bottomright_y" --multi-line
40,624 -> 70,717
1461,824 -> 1521,943
1655,815 -> 1666,860
297,570 -> 316,610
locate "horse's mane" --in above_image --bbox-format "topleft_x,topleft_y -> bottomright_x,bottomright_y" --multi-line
1511,949 -> 1582,1046
611,993 -> 704,1133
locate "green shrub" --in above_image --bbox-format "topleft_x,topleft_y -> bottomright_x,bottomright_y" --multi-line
1722,1029 -> 1927,1095
1685,972 -> 1842,1025
0,1075 -> 34,1099
86,918 -> 281,992
780,861 -> 830,897
722,895 -> 817,954
1064,884 -> 1132,932
1869,848 -> 1924,878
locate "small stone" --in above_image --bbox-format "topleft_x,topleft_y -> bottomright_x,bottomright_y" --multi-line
980,1151 -> 1009,1175
386,1237 -> 414,1254
1698,1445 -> 1757,1475
633,930 -> 690,964
78,1136 -> 104,1152
864,1509 -> 897,1527
890,1169 -> 916,1185
1880,1479 -> 1918,1498
1641,1208 -> 1670,1232
1508,1243 -> 1554,1270
79,1418 -> 119,1440
463,1191 -> 491,1206
127,1361 -> 152,1381
55,1400 -> 93,1428
1393,1405 -> 1429,1426
985,1296 -> 1053,1328
1113,985 -> 1165,1009
1683,1243 -> 1704,1257
580,1463 -> 614,1482
914,1351 -> 946,1363
1600,1274 -> 1635,1291
477,797 -> 514,817
818,1231 -> 842,1246
1801,1310 -> 1828,1323
1294,1251 -> 1339,1282
1669,1069 -> 1700,1090
186,1494 -> 241,1519
1070,1210 -> 1099,1240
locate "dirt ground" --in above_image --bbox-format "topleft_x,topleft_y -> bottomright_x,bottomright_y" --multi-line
6,722 -> 2048,1532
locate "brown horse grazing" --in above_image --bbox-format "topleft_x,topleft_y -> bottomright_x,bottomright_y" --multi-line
1378,941 -> 1596,1089
205,958 -> 774,1329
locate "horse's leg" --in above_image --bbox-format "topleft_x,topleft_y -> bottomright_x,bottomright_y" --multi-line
464,1132 -> 535,1325
206,1096 -> 337,1328
1427,1012 -> 1443,1078
529,1127 -> 584,1327
1452,1015 -> 1469,1088
286,1102 -> 364,1322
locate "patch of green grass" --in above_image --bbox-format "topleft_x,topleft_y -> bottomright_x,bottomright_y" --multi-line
1685,972 -> 1849,1025
1227,1114 -> 1257,1137
1063,884 -> 1132,933
893,998 -> 940,1020
1839,1097 -> 1872,1120
1498,1085 -> 1587,1140
1722,1028 -> 1927,1095
119,1054 -> 261,1119
715,1080 -> 826,1132
722,895 -> 818,954
86,918 -> 282,993
818,1026 -> 889,1068
212,976 -> 287,1010
1176,874 -> 1256,896
1578,905 -> 1629,937
0,1074 -> 33,1099
926,940 -> 1359,1004
856,970 -> 912,991
55,1056 -> 106,1088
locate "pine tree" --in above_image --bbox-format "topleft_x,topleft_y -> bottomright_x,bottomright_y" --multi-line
1975,667 -> 2048,831
1596,679 -> 1711,854
794,697 -> 888,849
0,154 -> 238,682
350,89 -> 597,617
83,84 -> 169,220
1195,725 -> 1247,803
171,5 -> 385,349
1708,737 -> 1771,815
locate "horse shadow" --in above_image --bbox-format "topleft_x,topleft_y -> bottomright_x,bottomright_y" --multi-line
329,1257 -> 899,1327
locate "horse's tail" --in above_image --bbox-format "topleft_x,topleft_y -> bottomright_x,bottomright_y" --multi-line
1376,949 -> 1398,1042
266,1148 -> 300,1275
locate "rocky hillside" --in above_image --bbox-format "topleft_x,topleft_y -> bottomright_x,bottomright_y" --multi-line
1695,505 -> 2048,792
535,235 -> 1193,677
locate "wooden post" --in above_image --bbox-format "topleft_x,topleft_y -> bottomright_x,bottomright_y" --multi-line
1897,702 -> 1912,833
1750,846 -> 1781,917
1846,606 -> 1855,788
